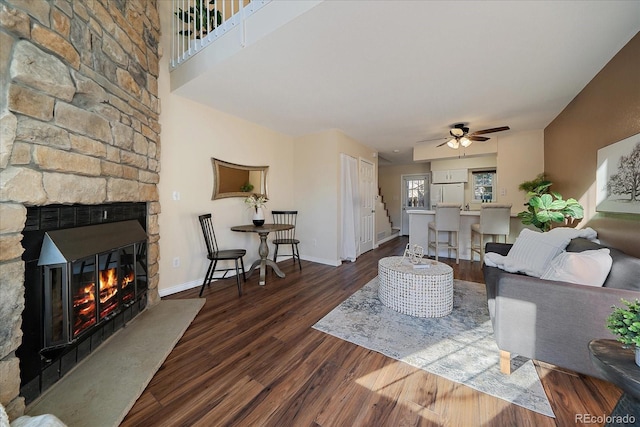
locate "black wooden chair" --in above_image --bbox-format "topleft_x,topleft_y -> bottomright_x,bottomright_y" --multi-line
271,210 -> 302,270
198,214 -> 246,297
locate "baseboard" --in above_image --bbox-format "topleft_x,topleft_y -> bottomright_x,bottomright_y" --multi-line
159,278 -> 203,297
377,232 -> 400,246
160,256 -> 342,297
301,255 -> 341,267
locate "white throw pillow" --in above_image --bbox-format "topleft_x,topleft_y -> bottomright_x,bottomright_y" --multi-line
540,248 -> 613,286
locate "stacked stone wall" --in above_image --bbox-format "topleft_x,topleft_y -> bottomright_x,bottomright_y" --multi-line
0,0 -> 161,419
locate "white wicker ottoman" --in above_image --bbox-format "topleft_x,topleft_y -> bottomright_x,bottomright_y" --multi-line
378,256 -> 453,317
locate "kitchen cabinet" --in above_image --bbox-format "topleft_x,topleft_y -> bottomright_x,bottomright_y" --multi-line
431,168 -> 468,183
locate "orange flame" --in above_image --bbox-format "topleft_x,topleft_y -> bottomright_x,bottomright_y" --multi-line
99,268 -> 118,304
73,283 -> 96,335
73,267 -> 136,335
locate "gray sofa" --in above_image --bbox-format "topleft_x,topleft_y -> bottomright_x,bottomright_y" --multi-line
483,238 -> 640,380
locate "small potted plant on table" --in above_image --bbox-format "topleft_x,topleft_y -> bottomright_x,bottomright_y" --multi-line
245,194 -> 268,226
606,298 -> 640,366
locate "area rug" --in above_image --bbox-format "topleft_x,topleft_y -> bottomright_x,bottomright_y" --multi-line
313,277 -> 555,418
25,299 -> 205,427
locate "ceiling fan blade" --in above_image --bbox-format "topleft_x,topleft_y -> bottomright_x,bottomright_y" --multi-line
416,137 -> 448,144
469,136 -> 490,142
436,140 -> 450,147
470,126 -> 510,136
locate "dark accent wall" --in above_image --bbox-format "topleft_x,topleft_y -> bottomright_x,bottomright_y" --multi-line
544,32 -> 640,257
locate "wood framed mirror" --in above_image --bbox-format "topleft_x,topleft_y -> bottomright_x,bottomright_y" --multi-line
211,158 -> 268,200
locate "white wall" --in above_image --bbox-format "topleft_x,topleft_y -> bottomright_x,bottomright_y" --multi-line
158,6 -> 295,296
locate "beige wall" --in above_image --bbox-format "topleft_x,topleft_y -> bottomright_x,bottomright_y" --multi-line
293,129 -> 377,264
431,155 -> 499,210
379,163 -> 431,232
158,5 -> 295,295
430,155 -> 497,172
545,32 -> 640,257
337,132 -> 379,254
497,130 -> 545,214
414,139 -> 497,161
379,132 -> 544,232
293,131 -> 339,265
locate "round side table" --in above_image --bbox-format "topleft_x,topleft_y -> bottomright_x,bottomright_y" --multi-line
589,339 -> 640,426
378,256 -> 453,318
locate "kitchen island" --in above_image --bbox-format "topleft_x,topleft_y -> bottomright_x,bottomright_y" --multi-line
407,209 -> 524,261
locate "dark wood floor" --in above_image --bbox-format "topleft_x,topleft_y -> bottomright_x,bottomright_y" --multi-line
122,237 -> 621,426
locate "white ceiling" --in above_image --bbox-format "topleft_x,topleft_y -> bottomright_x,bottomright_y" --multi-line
175,1 -> 640,165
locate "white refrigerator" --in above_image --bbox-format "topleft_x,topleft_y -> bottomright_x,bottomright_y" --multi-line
430,183 -> 464,209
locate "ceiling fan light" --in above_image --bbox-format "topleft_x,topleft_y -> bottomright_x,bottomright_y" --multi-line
447,138 -> 459,149
460,137 -> 472,147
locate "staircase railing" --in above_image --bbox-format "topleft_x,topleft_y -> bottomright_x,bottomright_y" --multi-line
171,0 -> 270,70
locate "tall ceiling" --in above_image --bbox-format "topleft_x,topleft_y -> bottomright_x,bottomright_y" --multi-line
175,1 -> 640,165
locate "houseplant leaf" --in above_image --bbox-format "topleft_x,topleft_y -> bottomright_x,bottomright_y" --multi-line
539,193 -> 553,208
517,175 -> 585,232
607,299 -> 640,350
548,199 -> 567,210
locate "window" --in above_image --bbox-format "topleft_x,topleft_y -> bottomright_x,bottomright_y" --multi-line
472,171 -> 496,203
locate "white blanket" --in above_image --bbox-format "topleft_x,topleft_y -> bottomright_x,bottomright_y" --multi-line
484,227 -> 598,278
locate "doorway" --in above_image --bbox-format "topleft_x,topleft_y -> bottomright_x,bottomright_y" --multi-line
401,174 -> 430,235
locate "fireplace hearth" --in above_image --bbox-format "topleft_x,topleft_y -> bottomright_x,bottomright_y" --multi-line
18,203 -> 148,404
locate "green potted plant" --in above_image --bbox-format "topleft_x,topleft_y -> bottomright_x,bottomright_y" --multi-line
606,298 -> 640,366
517,174 -> 584,232
175,0 -> 222,39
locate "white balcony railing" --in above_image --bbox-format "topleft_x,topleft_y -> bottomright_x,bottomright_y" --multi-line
171,0 -> 270,70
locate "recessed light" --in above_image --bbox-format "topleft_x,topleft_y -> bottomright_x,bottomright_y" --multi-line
393,149 -> 400,153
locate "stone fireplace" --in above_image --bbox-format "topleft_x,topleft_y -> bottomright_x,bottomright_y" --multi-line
0,1 -> 161,420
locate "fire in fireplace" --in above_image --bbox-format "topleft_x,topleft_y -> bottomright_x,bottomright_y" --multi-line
38,220 -> 147,350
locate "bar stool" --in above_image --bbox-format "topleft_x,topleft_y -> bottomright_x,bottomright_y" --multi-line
470,203 -> 512,263
428,203 -> 461,264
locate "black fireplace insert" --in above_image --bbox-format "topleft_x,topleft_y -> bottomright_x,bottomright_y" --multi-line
38,220 -> 147,351
18,203 -> 148,404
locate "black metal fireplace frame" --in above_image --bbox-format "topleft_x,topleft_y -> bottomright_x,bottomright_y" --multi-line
38,220 -> 147,351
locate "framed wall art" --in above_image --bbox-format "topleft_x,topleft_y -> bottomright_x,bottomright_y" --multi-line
596,133 -> 640,214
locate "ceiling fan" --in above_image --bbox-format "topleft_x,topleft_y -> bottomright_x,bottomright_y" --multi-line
419,123 -> 510,149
